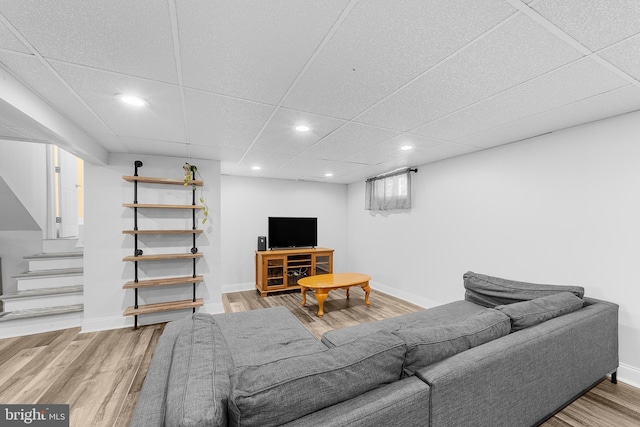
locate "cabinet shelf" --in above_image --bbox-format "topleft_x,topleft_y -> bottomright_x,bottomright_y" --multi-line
123,229 -> 203,235
124,298 -> 204,316
123,175 -> 203,186
123,275 -> 204,289
123,203 -> 203,209
123,253 -> 203,262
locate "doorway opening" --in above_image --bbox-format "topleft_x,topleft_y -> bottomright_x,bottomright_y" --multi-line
49,145 -> 84,239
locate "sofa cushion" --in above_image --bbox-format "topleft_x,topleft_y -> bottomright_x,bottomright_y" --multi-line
392,308 -> 510,376
228,330 -> 406,427
165,314 -> 232,427
496,291 -> 585,332
214,306 -> 326,367
464,271 -> 584,308
322,300 -> 486,347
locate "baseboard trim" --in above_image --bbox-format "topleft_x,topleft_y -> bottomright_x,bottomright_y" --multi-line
222,282 -> 255,294
81,302 -> 226,334
618,363 -> 640,389
370,280 -> 442,309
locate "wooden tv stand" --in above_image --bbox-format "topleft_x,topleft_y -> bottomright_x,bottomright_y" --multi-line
255,248 -> 333,297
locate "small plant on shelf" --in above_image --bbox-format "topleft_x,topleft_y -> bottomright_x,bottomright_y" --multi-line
183,162 -> 209,224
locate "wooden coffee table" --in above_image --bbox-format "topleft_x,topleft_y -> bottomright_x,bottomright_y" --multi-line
298,272 -> 371,317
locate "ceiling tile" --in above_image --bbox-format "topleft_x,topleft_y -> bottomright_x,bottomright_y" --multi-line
0,0 -> 178,83
251,108 -> 346,156
235,150 -> 295,174
532,0 -> 640,51
405,142 -> 480,165
188,144 -> 245,163
300,122 -> 400,161
120,136 -> 188,158
455,85 -> 640,148
598,35 -> 640,81
92,133 -> 130,153
177,0 -> 350,104
273,157 -> 336,180
413,57 -> 629,140
51,62 -> 186,142
355,13 -> 583,131
0,51 -> 123,142
283,0 -> 516,119
0,22 -> 31,54
346,133 -> 444,165
184,88 -> 274,150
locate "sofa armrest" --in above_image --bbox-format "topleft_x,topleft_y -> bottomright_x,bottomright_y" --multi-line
129,317 -> 187,427
417,299 -> 618,427
282,376 -> 431,427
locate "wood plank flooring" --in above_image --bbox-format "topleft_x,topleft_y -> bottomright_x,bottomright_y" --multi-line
0,288 -> 638,426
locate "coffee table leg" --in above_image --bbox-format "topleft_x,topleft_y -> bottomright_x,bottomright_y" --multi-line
362,283 -> 371,306
346,287 -> 350,299
315,289 -> 329,317
301,286 -> 307,307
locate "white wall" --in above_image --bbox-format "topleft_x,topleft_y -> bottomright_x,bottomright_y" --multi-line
0,141 -> 47,231
82,153 -> 221,331
347,110 -> 640,387
0,141 -> 47,295
220,175 -> 348,291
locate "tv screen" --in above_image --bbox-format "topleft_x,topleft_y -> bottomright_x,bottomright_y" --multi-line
268,217 -> 317,249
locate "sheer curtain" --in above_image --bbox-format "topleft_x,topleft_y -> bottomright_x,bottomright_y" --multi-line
365,168 -> 413,214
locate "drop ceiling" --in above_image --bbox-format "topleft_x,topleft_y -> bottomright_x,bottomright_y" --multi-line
1,0 -> 639,184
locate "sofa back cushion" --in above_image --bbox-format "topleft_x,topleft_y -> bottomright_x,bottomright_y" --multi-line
392,309 -> 510,376
464,271 -> 584,308
496,291 -> 585,332
228,330 -> 406,427
165,314 -> 232,427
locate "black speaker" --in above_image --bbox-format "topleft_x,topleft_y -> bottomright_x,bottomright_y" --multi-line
257,236 -> 267,251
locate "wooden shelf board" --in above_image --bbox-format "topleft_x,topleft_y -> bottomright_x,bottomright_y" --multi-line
123,275 -> 204,289
122,229 -> 203,235
123,203 -> 204,209
123,298 -> 204,316
123,253 -> 203,262
123,176 -> 203,186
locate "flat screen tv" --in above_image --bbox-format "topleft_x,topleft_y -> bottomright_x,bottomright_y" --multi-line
268,217 -> 317,249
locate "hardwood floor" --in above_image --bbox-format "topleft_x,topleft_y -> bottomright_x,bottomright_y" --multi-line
0,288 -> 638,426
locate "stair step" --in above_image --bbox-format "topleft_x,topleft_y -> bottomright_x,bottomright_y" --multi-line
0,285 -> 83,300
26,252 -> 83,271
123,298 -> 203,316
0,304 -> 84,321
0,286 -> 83,311
24,251 -> 83,260
42,238 -> 80,253
13,268 -> 83,291
12,267 -> 83,279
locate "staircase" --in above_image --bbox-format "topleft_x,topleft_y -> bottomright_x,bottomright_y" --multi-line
0,238 -> 84,338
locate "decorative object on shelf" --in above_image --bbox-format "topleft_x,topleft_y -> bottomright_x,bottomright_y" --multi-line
183,162 -> 209,224
122,160 -> 205,329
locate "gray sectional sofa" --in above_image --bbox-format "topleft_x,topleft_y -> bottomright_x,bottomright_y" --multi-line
130,271 -> 619,427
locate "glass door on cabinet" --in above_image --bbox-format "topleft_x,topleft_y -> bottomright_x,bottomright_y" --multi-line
315,254 -> 331,275
266,258 -> 285,288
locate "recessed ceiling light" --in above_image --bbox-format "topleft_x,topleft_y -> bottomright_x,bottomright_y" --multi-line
251,166 -> 261,170
117,93 -> 148,107
324,172 -> 334,177
400,145 -> 413,151
295,125 -> 310,132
